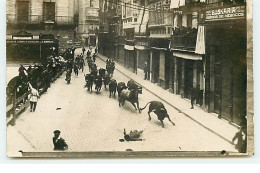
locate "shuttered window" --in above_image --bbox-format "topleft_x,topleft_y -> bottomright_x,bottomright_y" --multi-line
43,2 -> 55,21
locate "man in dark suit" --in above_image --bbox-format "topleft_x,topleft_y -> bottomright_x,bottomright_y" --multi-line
53,130 -> 68,151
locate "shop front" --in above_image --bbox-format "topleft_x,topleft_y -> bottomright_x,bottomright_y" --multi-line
124,44 -> 135,72
117,36 -> 125,65
135,39 -> 150,79
149,39 -> 171,89
202,4 -> 247,125
6,34 -> 59,62
172,52 -> 204,104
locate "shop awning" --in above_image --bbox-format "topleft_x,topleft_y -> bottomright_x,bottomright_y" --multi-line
173,52 -> 202,60
135,45 -> 147,50
151,47 -> 167,51
195,25 -> 205,55
124,45 -> 134,50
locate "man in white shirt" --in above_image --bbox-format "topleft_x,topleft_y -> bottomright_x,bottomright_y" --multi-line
29,84 -> 39,112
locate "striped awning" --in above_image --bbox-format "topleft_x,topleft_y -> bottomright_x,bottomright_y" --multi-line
173,52 -> 202,60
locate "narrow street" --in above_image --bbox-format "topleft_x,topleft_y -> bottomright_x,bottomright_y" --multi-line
7,48 -> 237,154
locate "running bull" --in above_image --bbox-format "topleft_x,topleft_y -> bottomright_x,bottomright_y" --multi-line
140,101 -> 175,128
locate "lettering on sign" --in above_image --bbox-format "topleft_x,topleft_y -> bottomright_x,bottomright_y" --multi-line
43,41 -> 54,43
33,35 -> 40,39
206,6 -> 245,21
6,35 -> 12,39
136,41 -> 149,47
12,36 -> 32,40
173,10 -> 182,15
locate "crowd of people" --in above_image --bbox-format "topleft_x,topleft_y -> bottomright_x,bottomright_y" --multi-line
6,47 -> 73,113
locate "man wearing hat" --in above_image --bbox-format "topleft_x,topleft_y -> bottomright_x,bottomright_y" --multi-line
53,130 -> 68,151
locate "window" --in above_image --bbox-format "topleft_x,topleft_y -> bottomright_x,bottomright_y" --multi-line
17,0 -> 29,22
43,2 -> 55,21
177,14 -> 182,28
187,14 -> 192,28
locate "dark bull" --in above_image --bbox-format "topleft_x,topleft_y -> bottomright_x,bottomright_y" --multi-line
140,101 -> 175,128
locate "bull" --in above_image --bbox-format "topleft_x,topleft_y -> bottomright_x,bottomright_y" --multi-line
108,79 -> 117,98
104,73 -> 111,89
117,82 -> 127,97
94,75 -> 102,92
84,74 -> 94,92
127,80 -> 142,94
98,68 -> 106,79
119,88 -> 140,113
140,101 -> 175,128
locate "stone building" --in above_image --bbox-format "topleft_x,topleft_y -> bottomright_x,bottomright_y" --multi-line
6,0 -> 79,61
78,0 -> 99,46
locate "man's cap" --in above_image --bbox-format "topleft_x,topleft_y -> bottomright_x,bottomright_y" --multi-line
54,130 -> 61,134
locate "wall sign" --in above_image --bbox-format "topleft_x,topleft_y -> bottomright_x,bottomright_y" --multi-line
206,5 -> 245,21
7,40 -> 54,44
12,36 -> 32,40
135,41 -> 149,47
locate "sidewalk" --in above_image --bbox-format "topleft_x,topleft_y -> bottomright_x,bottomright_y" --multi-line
7,125 -> 37,157
98,54 -> 239,144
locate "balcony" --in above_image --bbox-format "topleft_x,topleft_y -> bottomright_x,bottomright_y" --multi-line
7,14 -> 43,24
7,14 -> 75,25
148,12 -> 172,28
171,28 -> 198,51
88,28 -> 98,35
206,0 -> 245,8
149,26 -> 172,39
85,16 -> 99,22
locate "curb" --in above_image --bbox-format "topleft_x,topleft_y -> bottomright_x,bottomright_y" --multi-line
98,54 -> 234,144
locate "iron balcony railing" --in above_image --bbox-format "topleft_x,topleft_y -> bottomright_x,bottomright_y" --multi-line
171,28 -> 198,51
7,14 -> 74,25
206,0 -> 245,7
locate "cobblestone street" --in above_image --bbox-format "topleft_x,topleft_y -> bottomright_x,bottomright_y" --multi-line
7,49 -> 238,155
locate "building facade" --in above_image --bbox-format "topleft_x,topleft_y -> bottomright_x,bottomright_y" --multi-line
98,0 -> 123,59
6,0 -> 78,61
170,0 -> 204,105
97,0 -> 247,126
78,0 -> 99,46
201,0 -> 246,125
148,0 -> 172,88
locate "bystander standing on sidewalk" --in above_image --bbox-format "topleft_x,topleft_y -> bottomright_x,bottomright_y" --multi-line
28,83 -> 39,112
143,61 -> 149,80
53,130 -> 68,151
82,46 -> 86,55
74,64 -> 78,76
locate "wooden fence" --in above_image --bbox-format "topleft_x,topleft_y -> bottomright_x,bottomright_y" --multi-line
6,70 -> 64,126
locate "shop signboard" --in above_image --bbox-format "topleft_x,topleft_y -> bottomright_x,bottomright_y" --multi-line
205,5 -> 245,21
135,40 -> 149,47
7,40 -> 55,44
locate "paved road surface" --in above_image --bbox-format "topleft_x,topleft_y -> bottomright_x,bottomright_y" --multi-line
7,48 -> 237,153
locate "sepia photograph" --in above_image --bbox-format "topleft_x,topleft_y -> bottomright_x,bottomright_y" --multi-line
5,0 -> 254,157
